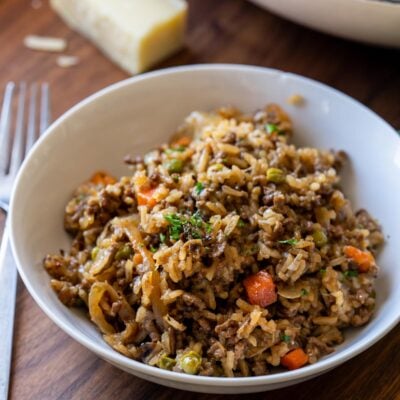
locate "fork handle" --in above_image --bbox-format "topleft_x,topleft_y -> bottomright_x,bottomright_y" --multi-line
0,228 -> 18,400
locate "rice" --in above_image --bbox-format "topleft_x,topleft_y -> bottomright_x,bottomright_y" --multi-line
43,104 -> 383,377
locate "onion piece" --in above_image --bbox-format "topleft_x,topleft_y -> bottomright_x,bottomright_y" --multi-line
88,282 -> 117,334
278,285 -> 304,299
115,216 -> 168,329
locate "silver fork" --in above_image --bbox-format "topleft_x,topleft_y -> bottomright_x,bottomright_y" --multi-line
0,82 -> 51,400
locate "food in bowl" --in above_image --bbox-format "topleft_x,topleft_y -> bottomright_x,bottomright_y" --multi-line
43,104 -> 383,377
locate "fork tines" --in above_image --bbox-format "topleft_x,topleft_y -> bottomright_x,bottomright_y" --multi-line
0,82 -> 51,176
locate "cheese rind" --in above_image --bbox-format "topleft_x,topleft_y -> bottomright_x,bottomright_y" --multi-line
50,0 -> 187,74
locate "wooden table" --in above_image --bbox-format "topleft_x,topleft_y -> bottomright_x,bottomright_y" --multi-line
1,0 -> 399,398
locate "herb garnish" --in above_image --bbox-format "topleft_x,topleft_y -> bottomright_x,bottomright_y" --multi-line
281,334 -> 291,343
265,123 -> 279,134
189,211 -> 203,228
164,211 -> 211,241
278,238 -> 298,246
164,214 -> 184,240
195,182 -> 204,195
159,233 -> 166,243
301,288 -> 309,296
344,270 -> 359,278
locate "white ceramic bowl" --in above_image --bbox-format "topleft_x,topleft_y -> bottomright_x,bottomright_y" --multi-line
249,0 -> 400,48
9,65 -> 400,393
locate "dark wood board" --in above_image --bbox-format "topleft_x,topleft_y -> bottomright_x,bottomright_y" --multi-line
0,0 -> 399,398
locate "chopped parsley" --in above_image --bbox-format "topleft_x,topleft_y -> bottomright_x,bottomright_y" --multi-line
344,269 -> 359,278
195,182 -> 204,195
164,214 -> 184,240
281,334 -> 291,343
164,211 -> 211,241
320,268 -> 327,275
301,288 -> 309,296
190,211 -> 203,227
265,123 -> 279,134
150,246 -> 158,253
278,238 -> 298,246
237,219 -> 246,228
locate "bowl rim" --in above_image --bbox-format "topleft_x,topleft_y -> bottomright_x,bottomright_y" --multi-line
248,0 -> 400,49
9,63 -> 400,387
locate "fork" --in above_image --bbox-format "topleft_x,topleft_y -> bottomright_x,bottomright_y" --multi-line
0,82 -> 50,400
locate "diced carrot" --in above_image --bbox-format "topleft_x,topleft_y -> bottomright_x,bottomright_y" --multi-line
137,187 -> 157,208
133,175 -> 159,208
90,171 -> 116,185
281,348 -> 309,370
344,245 -> 375,272
133,253 -> 143,265
243,270 -> 277,307
172,136 -> 191,147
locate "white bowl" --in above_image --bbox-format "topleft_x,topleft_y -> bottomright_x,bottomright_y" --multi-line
9,65 -> 400,393
249,0 -> 400,48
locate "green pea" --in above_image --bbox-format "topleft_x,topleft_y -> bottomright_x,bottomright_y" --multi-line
115,244 -> 133,260
165,159 -> 184,173
179,351 -> 202,375
158,355 -> 176,370
266,168 -> 285,183
313,230 -> 328,247
91,246 -> 99,260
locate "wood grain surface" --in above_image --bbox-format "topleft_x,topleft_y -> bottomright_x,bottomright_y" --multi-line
1,0 -> 399,399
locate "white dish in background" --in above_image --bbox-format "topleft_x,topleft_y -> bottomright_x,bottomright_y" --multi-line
249,0 -> 400,48
9,65 -> 400,393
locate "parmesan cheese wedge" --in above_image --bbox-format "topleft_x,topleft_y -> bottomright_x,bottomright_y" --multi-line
50,0 -> 187,75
